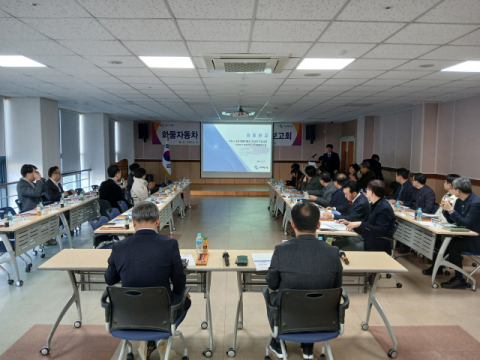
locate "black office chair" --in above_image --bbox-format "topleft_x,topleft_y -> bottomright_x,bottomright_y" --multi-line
97,199 -> 112,218
75,188 -> 84,195
378,223 -> 402,288
433,203 -> 440,213
91,185 -> 99,191
40,194 -> 53,206
106,207 -> 121,220
89,217 -> 119,249
262,287 -> 349,360
101,286 -> 191,360
14,199 -> 23,213
117,201 -> 129,213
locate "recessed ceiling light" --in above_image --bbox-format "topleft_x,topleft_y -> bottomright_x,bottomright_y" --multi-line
441,61 -> 480,73
336,50 -> 347,56
304,73 -> 321,77
139,56 -> 194,69
297,58 -> 355,70
419,64 -> 435,68
0,55 -> 46,67
108,60 -> 123,65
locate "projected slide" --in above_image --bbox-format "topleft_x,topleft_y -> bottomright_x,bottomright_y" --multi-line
201,123 -> 273,178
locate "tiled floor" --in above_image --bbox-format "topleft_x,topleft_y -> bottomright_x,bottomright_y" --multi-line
1,196 -> 479,360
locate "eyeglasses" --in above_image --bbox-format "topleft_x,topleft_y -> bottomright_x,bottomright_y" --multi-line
53,172 -> 61,175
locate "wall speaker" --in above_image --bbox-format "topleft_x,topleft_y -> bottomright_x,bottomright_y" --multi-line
306,124 -> 315,144
138,123 -> 149,142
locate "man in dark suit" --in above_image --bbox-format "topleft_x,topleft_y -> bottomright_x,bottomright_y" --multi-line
411,173 -> 436,214
363,154 -> 383,181
99,165 -> 128,210
16,164 -> 45,213
357,161 -> 376,190
43,166 -> 75,202
300,165 -> 323,192
308,171 -> 337,208
387,168 -> 416,208
327,173 -> 349,215
440,178 -> 480,289
105,202 -> 190,359
339,180 -> 396,253
266,202 -> 342,359
322,144 -> 340,174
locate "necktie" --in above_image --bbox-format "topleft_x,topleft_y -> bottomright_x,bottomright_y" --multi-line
328,153 -> 331,158
349,201 -> 352,207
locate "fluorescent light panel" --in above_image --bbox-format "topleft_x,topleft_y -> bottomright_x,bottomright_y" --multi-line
441,61 -> 480,73
0,55 -> 46,67
297,58 -> 355,70
139,56 -> 194,68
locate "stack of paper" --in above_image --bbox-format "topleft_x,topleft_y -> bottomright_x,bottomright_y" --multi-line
251,253 -> 273,271
180,254 -> 196,267
319,223 -> 347,231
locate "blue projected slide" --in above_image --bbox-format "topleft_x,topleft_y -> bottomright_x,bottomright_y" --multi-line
201,124 -> 273,178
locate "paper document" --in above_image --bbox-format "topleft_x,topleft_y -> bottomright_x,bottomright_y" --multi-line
251,253 -> 273,271
181,254 -> 196,267
421,213 -> 439,218
319,223 -> 347,231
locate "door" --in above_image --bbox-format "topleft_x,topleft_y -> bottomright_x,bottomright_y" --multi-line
340,136 -> 355,172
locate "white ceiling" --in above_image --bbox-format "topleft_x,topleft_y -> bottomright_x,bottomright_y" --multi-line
0,0 -> 479,123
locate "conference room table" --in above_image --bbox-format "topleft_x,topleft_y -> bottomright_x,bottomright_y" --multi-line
393,211 -> 478,289
0,196 -> 99,286
38,248 -> 407,359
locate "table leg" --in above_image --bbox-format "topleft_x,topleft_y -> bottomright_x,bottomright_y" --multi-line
431,236 -> 453,289
228,272 -> 243,357
202,271 -> 214,357
40,270 -> 82,356
0,234 -> 22,286
58,213 -> 74,249
361,273 -> 398,358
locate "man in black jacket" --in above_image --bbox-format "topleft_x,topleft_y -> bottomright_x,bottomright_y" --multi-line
300,165 -> 323,192
363,155 -> 383,181
322,144 -> 340,174
339,180 -> 396,253
266,202 -> 342,359
327,173 -> 350,215
105,202 -> 190,359
387,168 -> 416,207
43,166 -> 75,202
410,173 -> 436,214
99,165 -> 128,210
357,162 -> 376,190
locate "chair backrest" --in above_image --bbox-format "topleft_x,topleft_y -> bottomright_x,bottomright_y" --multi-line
167,180 -> 172,185
434,203 -> 440,213
278,288 -> 342,334
385,222 -> 399,239
89,216 -> 110,231
118,201 -> 128,213
0,207 -> 16,218
160,182 -> 167,188
75,188 -> 84,195
15,199 -> 23,213
91,185 -> 99,190
106,286 -> 172,332
98,199 -> 112,217
106,207 -> 121,220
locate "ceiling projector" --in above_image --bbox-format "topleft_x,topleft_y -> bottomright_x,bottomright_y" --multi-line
222,106 -> 255,118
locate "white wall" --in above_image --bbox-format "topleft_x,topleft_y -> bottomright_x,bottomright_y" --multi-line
356,116 -> 365,164
60,110 -> 80,172
80,113 -> 110,186
115,120 -> 134,166
109,120 -> 115,164
40,98 -> 61,175
0,99 -> 5,157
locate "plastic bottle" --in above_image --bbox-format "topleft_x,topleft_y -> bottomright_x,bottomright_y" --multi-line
8,211 -> 13,222
318,236 -> 323,241
40,202 -> 44,211
37,204 -> 41,216
129,216 -> 133,225
124,216 -> 129,230
417,208 -> 423,221
4,213 -> 9,228
80,191 -> 85,201
196,233 -> 203,253
202,236 -> 209,254
395,200 -> 400,211
60,195 -> 65,208
121,177 -> 124,185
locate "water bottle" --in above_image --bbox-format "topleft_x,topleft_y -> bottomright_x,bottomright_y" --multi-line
395,200 -> 400,211
60,195 -> 65,208
8,211 -> 13,222
129,216 -> 133,224
196,233 -> 203,253
318,236 -> 323,241
40,202 -> 44,211
4,213 -> 9,228
124,216 -> 129,230
417,208 -> 423,221
121,177 -> 124,185
80,191 -> 85,201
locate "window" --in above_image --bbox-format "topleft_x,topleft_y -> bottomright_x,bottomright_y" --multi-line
0,156 -> 6,208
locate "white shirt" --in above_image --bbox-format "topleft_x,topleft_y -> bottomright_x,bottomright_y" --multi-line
20,177 -> 35,188
351,192 -> 361,204
49,178 -> 62,192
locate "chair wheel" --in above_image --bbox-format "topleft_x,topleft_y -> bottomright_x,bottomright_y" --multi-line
396,283 -> 402,288
432,283 -> 438,289
419,254 -> 424,259
320,355 -> 327,359
410,249 -> 416,254
386,274 -> 392,279
32,250 -> 38,256
227,348 -> 236,357
284,231 -> 288,236
7,280 -> 13,285
41,254 -> 45,258
237,321 -> 243,330
203,348 -> 213,358
473,263 -> 478,267
126,352 -> 134,360
361,322 -> 369,330
182,357 -> 189,360
173,228 -> 176,231
25,267 -> 31,273
16,280 -> 23,287
280,227 -> 284,231
74,321 -> 81,328
265,357 -> 271,360
388,349 -> 398,358
40,347 -> 49,356
466,283 -> 472,288
444,270 -> 451,276
201,321 -> 208,329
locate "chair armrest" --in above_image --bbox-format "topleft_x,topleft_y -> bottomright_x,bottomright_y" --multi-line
339,287 -> 350,324
170,286 -> 191,324
261,287 -> 279,326
100,289 -> 111,323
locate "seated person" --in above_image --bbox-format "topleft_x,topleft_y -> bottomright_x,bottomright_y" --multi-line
266,202 -> 342,359
105,202 -> 191,359
435,174 -> 460,222
356,161 -> 376,190
363,154 -> 384,181
308,171 -> 336,208
338,180 -> 396,253
287,163 -> 300,186
410,173 -> 436,214
348,163 -> 360,182
326,173 -> 349,215
43,166 -> 75,202
439,178 -> 480,289
126,163 -> 140,192
16,164 -> 45,213
300,166 -> 323,192
387,168 -> 416,207
292,168 -> 305,190
131,168 -> 156,205
99,165 -> 129,210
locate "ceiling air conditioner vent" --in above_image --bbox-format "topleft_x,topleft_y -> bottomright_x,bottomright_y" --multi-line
203,54 -> 290,74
